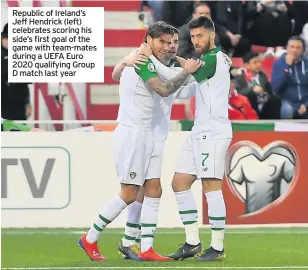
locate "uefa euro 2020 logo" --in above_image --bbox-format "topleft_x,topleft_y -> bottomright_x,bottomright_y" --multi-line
225,141 -> 299,216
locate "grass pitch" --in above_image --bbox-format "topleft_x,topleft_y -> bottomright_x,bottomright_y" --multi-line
2,228 -> 308,270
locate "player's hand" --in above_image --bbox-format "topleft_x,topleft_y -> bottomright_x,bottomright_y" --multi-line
175,56 -> 187,68
253,85 -> 264,94
139,42 -> 153,57
298,104 -> 307,115
285,54 -> 295,65
184,58 -> 202,74
123,54 -> 148,70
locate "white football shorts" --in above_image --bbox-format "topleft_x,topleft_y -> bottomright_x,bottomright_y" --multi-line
146,140 -> 165,179
175,133 -> 232,179
113,124 -> 154,186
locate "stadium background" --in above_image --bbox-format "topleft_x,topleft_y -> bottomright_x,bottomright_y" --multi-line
3,0 -> 307,131
1,0 -> 308,269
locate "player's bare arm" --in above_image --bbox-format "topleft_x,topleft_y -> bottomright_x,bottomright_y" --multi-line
147,53 -> 196,84
112,54 -> 148,81
145,59 -> 201,97
145,69 -> 190,97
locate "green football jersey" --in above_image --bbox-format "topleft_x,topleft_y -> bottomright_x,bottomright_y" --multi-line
191,47 -> 233,139
117,52 -> 160,129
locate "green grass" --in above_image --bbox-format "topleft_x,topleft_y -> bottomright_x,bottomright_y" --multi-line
2,228 -> 308,270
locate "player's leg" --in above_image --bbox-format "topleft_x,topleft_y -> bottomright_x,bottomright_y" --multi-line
169,135 -> 202,260
195,138 -> 231,261
169,173 -> 202,260
139,177 -> 171,261
138,141 -> 171,261
133,188 -> 144,245
118,187 -> 144,260
140,178 -> 162,252
169,134 -> 201,260
122,187 -> 144,247
119,140 -> 164,260
80,184 -> 140,261
79,125 -> 147,261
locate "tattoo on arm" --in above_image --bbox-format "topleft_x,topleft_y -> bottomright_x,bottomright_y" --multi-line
145,70 -> 191,97
165,70 -> 191,95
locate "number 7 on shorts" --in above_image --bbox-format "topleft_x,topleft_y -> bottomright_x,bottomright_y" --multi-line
202,152 -> 209,166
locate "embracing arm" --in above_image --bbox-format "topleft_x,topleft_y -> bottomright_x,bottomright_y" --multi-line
112,60 -> 127,81
135,46 -> 201,96
145,69 -> 192,97
149,55 -> 196,84
112,53 -> 148,81
150,55 -> 182,79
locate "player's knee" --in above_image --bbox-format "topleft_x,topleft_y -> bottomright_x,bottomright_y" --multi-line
171,176 -> 181,192
149,186 -> 162,198
145,186 -> 162,198
202,178 -> 222,193
172,173 -> 193,192
136,187 -> 145,203
120,193 -> 137,205
119,184 -> 140,204
144,178 -> 162,198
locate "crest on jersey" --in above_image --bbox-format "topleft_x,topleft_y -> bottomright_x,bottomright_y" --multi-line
148,63 -> 155,72
200,60 -> 206,67
130,172 -> 137,179
193,60 -> 205,75
225,141 -> 299,216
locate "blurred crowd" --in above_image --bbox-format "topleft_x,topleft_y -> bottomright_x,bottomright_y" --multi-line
141,0 -> 308,120
1,1 -> 308,122
141,0 -> 308,58
229,39 -> 308,120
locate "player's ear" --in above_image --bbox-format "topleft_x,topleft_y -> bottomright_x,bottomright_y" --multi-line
210,31 -> 215,43
146,35 -> 152,46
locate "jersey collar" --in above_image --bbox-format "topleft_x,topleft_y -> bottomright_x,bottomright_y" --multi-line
204,47 -> 220,56
166,59 -> 180,67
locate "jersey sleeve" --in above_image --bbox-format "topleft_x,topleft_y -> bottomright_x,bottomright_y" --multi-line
135,58 -> 159,82
228,161 -> 244,184
149,55 -> 182,80
192,53 -> 217,83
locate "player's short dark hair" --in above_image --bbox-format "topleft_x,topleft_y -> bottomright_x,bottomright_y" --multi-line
144,21 -> 175,42
243,52 -> 259,63
288,36 -> 305,49
193,2 -> 211,14
171,26 -> 179,35
188,16 -> 215,32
